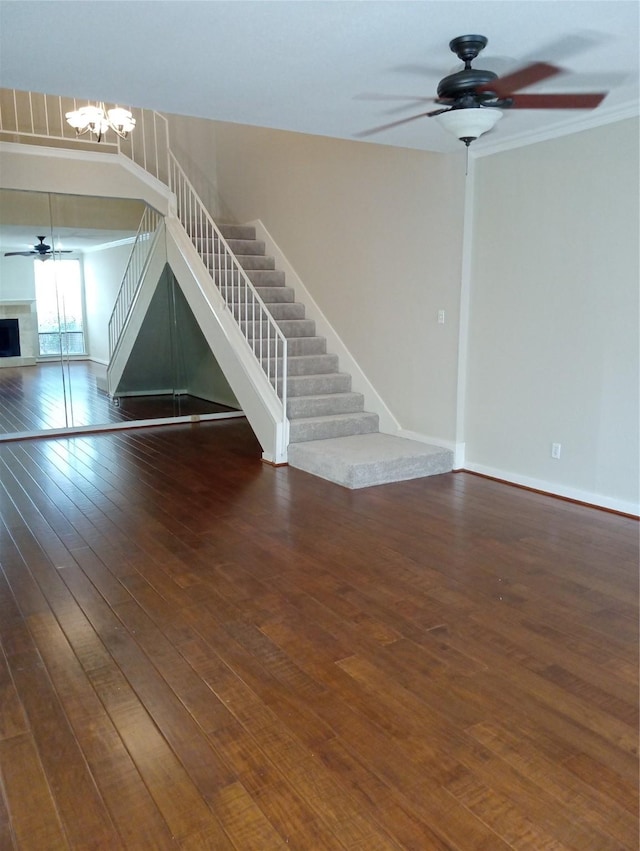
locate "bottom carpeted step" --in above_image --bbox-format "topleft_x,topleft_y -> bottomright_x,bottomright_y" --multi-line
287,433 -> 453,489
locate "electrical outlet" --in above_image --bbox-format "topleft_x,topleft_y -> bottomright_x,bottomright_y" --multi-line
551,443 -> 562,459
437,310 -> 445,324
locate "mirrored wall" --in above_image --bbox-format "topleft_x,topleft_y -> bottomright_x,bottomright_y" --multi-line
0,189 -> 240,440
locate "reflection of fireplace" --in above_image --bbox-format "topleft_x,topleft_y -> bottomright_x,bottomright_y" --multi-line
0,318 -> 21,357
0,301 -> 37,367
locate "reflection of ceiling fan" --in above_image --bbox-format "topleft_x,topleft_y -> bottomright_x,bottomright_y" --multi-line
4,235 -> 74,261
358,35 -> 608,146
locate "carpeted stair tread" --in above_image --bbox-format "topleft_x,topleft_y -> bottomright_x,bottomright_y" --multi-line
287,433 -> 454,488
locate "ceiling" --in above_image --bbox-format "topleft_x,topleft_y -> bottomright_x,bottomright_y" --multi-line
0,191 -> 145,254
0,1 -> 638,155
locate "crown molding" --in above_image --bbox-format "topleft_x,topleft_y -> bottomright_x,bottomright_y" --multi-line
471,101 -> 639,159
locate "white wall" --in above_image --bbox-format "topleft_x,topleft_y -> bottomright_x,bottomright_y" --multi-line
465,118 -> 639,513
207,121 -> 467,445
0,254 -> 35,300
83,242 -> 132,363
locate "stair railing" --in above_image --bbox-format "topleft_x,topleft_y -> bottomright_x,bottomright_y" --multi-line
168,151 -> 288,423
108,206 -> 163,357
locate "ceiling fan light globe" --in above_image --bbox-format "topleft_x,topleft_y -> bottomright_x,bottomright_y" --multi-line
435,107 -> 503,145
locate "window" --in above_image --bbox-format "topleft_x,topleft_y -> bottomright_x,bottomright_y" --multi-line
34,258 -> 86,356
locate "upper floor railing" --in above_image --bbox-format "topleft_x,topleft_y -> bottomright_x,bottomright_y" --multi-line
0,88 -> 169,184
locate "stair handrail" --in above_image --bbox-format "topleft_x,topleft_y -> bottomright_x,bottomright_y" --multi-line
108,206 -> 163,357
168,151 -> 288,425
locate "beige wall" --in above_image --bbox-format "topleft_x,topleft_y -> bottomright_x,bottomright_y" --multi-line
166,112 -> 638,511
466,118 -> 639,510
205,121 -> 467,443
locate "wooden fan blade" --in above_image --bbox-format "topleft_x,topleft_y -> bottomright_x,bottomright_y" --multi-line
4,251 -> 36,257
354,111 -> 431,138
509,92 -> 606,109
482,62 -> 563,97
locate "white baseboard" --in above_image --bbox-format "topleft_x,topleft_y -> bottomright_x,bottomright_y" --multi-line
464,461 -> 639,517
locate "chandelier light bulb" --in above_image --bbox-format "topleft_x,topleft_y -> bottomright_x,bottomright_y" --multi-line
65,102 -> 136,142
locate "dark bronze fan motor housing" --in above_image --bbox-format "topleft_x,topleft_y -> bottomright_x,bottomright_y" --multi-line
437,35 -> 499,101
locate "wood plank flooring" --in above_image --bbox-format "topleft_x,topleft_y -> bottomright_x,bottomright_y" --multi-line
0,419 -> 637,849
0,362 -> 236,436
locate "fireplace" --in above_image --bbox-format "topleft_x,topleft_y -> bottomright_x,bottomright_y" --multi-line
0,318 -> 21,357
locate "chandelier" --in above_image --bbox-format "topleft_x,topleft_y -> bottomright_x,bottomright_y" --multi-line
65,103 -> 136,142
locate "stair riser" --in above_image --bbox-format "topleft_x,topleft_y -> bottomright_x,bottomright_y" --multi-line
265,354 -> 339,376
204,254 -> 276,271
242,320 -> 316,338
193,237 -> 265,255
250,337 -> 327,357
287,393 -> 365,418
217,225 -> 256,240
262,303 -> 305,320
213,269 -> 286,287
223,286 -> 295,304
227,302 -> 304,321
230,305 -> 305,322
259,287 -> 296,303
285,374 -> 352,397
289,414 -> 379,443
188,224 -> 257,241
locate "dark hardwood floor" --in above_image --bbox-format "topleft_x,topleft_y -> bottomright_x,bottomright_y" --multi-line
0,361 -> 236,436
0,418 -> 637,850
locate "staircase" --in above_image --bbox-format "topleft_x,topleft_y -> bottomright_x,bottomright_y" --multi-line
215,224 -> 379,444
210,224 -> 454,488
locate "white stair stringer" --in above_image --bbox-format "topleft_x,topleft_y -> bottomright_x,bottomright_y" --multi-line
165,218 -> 288,463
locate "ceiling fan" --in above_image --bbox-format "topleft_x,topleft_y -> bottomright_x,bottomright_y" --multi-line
4,235 -> 74,261
358,35 -> 608,146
